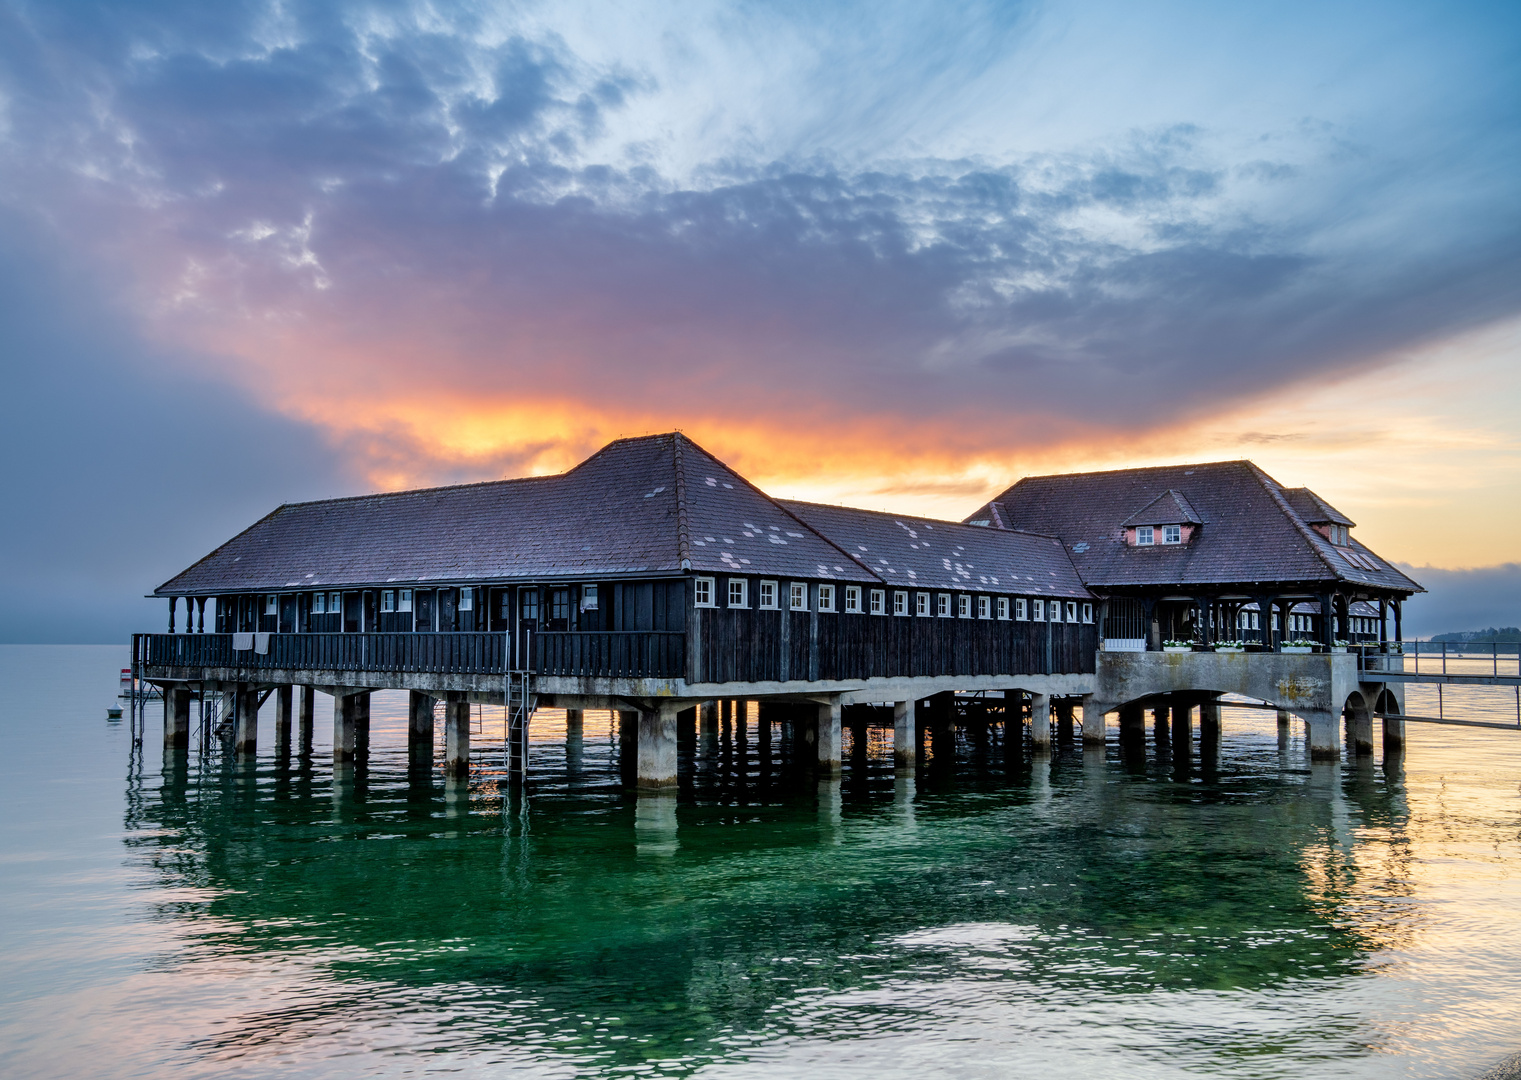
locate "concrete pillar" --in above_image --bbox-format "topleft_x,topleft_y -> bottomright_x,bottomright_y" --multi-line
893,699 -> 916,770
1081,695 -> 1106,746
817,699 -> 842,776
618,710 -> 639,787
638,702 -> 680,790
566,707 -> 584,775
1276,708 -> 1291,738
699,700 -> 719,736
333,692 -> 358,764
234,684 -> 258,757
721,698 -> 734,739
164,686 -> 191,750
445,693 -> 471,778
1152,705 -> 1170,748
1382,708 -> 1405,757
1305,710 -> 1340,761
274,684 -> 293,756
1199,698 -> 1221,745
354,692 -> 371,756
297,686 -> 314,756
1055,699 -> 1075,747
1030,693 -> 1051,754
1347,704 -> 1374,757
408,691 -> 435,761
1170,702 -> 1193,752
1002,691 -> 1025,768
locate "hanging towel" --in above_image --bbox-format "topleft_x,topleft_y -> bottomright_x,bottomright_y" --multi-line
232,632 -> 254,651
254,633 -> 271,655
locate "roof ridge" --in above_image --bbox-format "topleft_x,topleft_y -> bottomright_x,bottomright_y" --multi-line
780,498 -> 1068,544
671,432 -> 693,570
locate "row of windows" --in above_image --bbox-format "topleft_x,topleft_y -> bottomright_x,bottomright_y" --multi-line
1135,525 -> 1182,546
694,578 -> 1093,623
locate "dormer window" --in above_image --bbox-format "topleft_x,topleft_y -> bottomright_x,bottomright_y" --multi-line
1162,525 -> 1181,544
1331,524 -> 1349,546
1136,526 -> 1154,546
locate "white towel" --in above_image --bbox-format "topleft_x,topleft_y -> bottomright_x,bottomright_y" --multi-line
232,632 -> 254,651
254,632 -> 271,655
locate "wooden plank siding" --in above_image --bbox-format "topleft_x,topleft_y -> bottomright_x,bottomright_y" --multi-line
693,607 -> 1097,683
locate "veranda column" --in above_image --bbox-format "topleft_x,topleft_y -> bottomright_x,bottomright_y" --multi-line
164,686 -> 191,750
816,699 -> 842,776
234,683 -> 258,757
893,699 -> 916,770
1030,693 -> 1051,753
637,701 -> 680,790
444,692 -> 471,778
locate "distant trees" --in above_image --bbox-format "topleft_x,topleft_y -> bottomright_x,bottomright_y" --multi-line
1430,626 -> 1521,643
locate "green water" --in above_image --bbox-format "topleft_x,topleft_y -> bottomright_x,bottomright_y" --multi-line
2,646 -> 1519,1078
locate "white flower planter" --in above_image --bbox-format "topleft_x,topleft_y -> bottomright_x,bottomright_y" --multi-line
1163,646 -> 1192,654
1331,646 -> 1348,654
1214,647 -> 1244,653
1281,646 -> 1312,654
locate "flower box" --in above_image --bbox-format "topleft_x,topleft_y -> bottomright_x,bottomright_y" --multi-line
1281,646 -> 1312,654
1162,646 -> 1192,654
1331,646 -> 1347,654
1214,647 -> 1244,653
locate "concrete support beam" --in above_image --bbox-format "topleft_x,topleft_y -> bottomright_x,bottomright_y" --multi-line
408,691 -> 434,761
164,686 -> 191,750
637,702 -> 680,790
817,699 -> 842,776
445,693 -> 471,778
297,686 -> 314,756
274,684 -> 293,756
1305,710 -> 1340,761
1080,695 -> 1106,746
334,692 -> 358,764
893,699 -> 916,770
1030,693 -> 1051,754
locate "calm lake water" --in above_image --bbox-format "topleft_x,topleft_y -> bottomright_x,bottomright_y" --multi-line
2,645 -> 1519,1079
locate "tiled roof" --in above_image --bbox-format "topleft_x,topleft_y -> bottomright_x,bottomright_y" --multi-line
780,502 -> 1092,598
1281,488 -> 1356,527
1120,489 -> 1202,527
157,433 -> 876,595
966,460 -> 1421,595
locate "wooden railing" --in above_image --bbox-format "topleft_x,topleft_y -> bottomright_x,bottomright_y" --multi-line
534,631 -> 687,679
134,632 -> 509,675
134,631 -> 689,680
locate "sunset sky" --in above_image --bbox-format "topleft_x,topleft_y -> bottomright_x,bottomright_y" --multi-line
1,0 -> 1518,641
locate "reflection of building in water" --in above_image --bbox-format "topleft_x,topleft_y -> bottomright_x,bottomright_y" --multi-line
135,433 -> 1434,780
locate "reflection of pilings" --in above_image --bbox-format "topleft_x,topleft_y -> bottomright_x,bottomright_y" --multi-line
1277,708 -> 1292,756
635,791 -> 678,856
818,777 -> 842,842
894,770 -> 916,829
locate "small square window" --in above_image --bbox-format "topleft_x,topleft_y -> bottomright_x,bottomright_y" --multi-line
399,589 -> 413,613
870,589 -> 885,615
329,592 -> 342,613
1015,598 -> 1028,621
978,596 -> 990,619
1067,601 -> 1078,623
460,587 -> 474,611
818,584 -> 836,612
581,584 -> 599,611
790,582 -> 808,610
1162,525 -> 1181,544
759,580 -> 778,609
312,592 -> 326,614
1033,599 -> 1045,621
957,595 -> 970,618
937,594 -> 951,617
265,594 -> 278,615
381,590 -> 395,612
1082,602 -> 1093,624
894,591 -> 908,616
997,597 -> 1009,620
916,593 -> 931,617
695,577 -> 715,607
844,585 -> 862,613
728,578 -> 748,608
1136,526 -> 1154,546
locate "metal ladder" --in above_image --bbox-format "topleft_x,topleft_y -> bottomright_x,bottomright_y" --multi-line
505,668 -> 537,779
